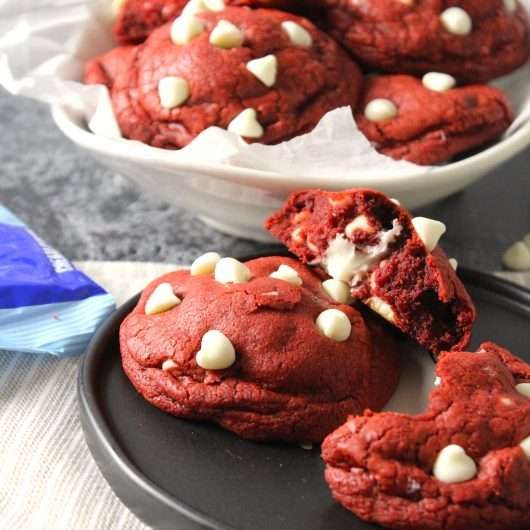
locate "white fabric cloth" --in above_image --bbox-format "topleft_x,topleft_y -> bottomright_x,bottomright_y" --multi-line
0,261 -> 529,530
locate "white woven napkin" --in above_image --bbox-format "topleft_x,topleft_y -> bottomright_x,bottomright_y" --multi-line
0,261 -> 528,530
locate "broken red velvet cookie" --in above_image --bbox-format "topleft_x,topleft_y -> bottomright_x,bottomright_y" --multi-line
323,0 -> 530,83
265,188 -> 475,355
112,0 -> 319,44
355,74 -> 513,165
322,342 -> 530,530
119,255 -> 400,443
87,6 -> 362,148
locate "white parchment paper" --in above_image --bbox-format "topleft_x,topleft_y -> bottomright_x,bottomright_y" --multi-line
0,0 -> 529,179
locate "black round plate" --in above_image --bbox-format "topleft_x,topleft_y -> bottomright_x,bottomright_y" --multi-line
78,259 -> 530,530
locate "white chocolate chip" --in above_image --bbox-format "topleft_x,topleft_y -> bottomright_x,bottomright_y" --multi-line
364,296 -> 396,323
281,21 -> 312,47
209,19 -> 244,48
322,279 -> 351,304
158,76 -> 190,109
171,15 -> 204,45
516,382 -> 530,398
204,0 -> 225,11
440,7 -> 472,35
195,330 -> 236,370
270,264 -> 303,286
162,359 -> 178,371
390,198 -> 400,205
145,283 -> 181,315
434,376 -> 441,386
504,0 -> 517,13
246,54 -> 278,87
422,72 -> 456,93
112,0 -> 126,17
291,226 -> 305,243
345,215 -> 373,238
214,257 -> 251,284
183,0 -> 225,14
503,241 -> 530,271
520,436 -> 530,461
449,258 -> 458,271
227,108 -> 264,138
316,309 -> 352,342
412,217 -> 446,252
364,98 -> 398,122
433,444 -> 477,484
190,252 -> 221,276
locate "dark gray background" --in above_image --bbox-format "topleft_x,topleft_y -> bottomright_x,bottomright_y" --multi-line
1,90 -> 528,270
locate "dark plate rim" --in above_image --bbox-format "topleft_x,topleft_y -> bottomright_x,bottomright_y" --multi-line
78,265 -> 530,529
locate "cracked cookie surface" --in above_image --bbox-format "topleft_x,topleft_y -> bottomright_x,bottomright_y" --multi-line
355,75 -> 513,165
322,342 -> 530,530
119,256 -> 400,443
87,6 -> 362,149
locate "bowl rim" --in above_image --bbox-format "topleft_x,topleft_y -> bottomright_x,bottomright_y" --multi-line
51,102 -> 530,189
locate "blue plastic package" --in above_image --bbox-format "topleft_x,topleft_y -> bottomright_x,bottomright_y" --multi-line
0,204 -> 115,356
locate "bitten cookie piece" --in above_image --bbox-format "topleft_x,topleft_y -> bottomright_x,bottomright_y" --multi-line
355,75 -> 513,165
119,255 -> 400,443
112,0 -> 319,44
322,342 -> 530,530
324,0 -> 529,83
265,189 -> 475,354
87,7 -> 362,149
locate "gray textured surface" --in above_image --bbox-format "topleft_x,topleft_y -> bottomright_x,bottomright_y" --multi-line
1,88 -> 529,270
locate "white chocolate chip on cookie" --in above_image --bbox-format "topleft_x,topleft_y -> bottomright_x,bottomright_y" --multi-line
270,264 -> 303,286
345,215 -> 374,237
316,309 -> 352,341
162,359 -> 178,371
145,283 -> 182,315
520,436 -> 530,460
246,55 -> 278,87
433,444 -> 477,483
422,72 -> 456,93
449,258 -> 458,271
364,98 -> 398,122
227,108 -> 264,138
196,330 -> 236,370
191,252 -> 222,276
515,382 -> 530,398
364,296 -> 396,323
412,217 -> 446,252
171,15 -> 205,44
322,279 -> 351,304
440,7 -> 472,35
158,77 -> 190,109
281,21 -> 312,47
214,257 -> 251,284
209,20 -> 244,48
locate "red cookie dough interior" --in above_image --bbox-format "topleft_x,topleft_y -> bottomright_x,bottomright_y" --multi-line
355,75 -> 513,166
119,256 -> 400,443
265,189 -> 475,354
322,342 -> 530,530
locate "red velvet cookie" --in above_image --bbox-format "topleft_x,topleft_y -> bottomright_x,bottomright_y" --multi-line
87,7 -> 362,149
265,188 -> 475,354
119,255 -> 400,443
322,342 -> 530,530
324,0 -> 529,83
113,0 -> 317,44
355,75 -> 513,165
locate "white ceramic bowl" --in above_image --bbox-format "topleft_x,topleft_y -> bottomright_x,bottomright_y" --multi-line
51,102 -> 530,243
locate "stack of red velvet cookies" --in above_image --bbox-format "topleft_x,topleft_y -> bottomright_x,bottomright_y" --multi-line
85,0 -> 529,164
120,186 -> 530,530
